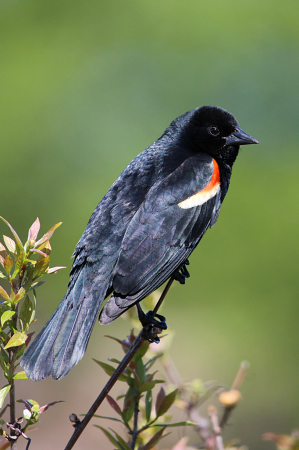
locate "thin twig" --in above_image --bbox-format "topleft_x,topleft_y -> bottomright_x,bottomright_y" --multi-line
64,276 -> 175,450
219,361 -> 249,429
208,405 -> 224,450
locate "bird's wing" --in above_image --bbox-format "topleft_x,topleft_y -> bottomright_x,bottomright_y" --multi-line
99,153 -> 221,324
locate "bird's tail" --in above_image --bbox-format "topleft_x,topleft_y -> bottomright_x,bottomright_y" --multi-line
21,265 -> 111,380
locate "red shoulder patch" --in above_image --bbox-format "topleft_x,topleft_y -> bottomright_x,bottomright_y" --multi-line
178,159 -> 220,209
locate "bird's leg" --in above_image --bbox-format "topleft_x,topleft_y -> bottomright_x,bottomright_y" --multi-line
137,303 -> 167,344
173,259 -> 190,285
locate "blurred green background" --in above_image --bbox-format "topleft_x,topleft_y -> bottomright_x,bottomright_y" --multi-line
1,0 -> 299,448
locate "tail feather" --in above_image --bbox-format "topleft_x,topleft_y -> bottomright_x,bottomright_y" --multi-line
21,265 -> 111,380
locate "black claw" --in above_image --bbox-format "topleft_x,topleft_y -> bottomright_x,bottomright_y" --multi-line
137,304 -> 167,343
173,270 -> 186,284
181,265 -> 190,278
173,261 -> 190,285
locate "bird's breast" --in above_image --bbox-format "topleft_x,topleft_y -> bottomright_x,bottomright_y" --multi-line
178,158 -> 220,209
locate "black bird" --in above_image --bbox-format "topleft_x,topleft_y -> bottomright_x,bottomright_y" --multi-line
21,106 -> 258,381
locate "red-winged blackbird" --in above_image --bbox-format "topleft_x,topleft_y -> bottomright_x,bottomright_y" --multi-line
21,106 -> 258,380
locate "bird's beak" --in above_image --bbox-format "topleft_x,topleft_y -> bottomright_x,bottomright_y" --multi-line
226,126 -> 259,146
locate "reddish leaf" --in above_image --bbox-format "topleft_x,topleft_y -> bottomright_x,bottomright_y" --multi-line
139,426 -> 166,450
156,389 -> 178,417
17,399 -> 33,410
106,395 -> 122,416
4,255 -> 13,276
31,248 -> 47,257
155,387 -> 166,415
47,266 -> 66,274
27,218 -> 40,244
0,286 -> 10,302
105,335 -> 130,350
25,332 -> 35,348
39,400 -> 64,413
13,287 -> 26,305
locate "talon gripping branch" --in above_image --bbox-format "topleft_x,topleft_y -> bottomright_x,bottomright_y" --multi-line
21,106 -> 258,381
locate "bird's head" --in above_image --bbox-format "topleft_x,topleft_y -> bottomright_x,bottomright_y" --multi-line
178,106 -> 259,167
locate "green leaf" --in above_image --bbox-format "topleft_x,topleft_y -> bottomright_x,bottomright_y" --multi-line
139,381 -> 157,393
1,311 -> 15,328
0,272 -> 7,279
110,429 -> 132,450
139,427 -> 166,450
122,387 -> 135,423
0,350 -> 9,373
12,252 -> 25,278
0,217 -> 23,254
151,421 -> 196,428
35,222 -> 62,247
92,414 -> 123,423
145,390 -> 152,422
28,280 -> 46,291
144,354 -> 163,371
12,287 -> 26,305
95,426 -> 124,450
13,371 -> 27,380
156,389 -> 178,417
134,355 -> 145,384
0,286 -> 10,302
4,332 -> 27,349
33,255 -> 50,277
19,296 -> 34,331
0,385 -> 10,409
92,359 -> 130,382
3,236 -> 16,254
14,343 -> 27,360
135,340 -> 149,359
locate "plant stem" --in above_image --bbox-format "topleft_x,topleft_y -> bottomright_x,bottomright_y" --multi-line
9,352 -> 16,450
130,390 -> 139,450
8,271 -> 24,449
219,361 -> 249,429
64,331 -> 144,450
64,276 -> 175,450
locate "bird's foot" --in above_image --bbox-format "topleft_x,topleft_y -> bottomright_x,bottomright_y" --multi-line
173,259 -> 190,285
137,304 -> 167,343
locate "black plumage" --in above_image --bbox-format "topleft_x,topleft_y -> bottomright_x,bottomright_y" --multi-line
21,106 -> 258,380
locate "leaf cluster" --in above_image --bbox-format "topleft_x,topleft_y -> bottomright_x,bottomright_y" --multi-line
93,331 -> 195,450
0,217 -> 64,447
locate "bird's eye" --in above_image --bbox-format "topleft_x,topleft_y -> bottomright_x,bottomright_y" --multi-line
209,126 -> 220,136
